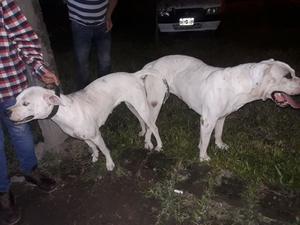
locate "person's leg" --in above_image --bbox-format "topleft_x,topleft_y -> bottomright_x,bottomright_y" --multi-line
94,24 -> 112,77
1,97 -> 57,193
0,123 -> 10,193
1,98 -> 37,176
0,99 -> 21,225
71,21 -> 93,89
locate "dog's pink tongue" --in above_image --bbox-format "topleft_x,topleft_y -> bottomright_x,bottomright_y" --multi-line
283,93 -> 300,109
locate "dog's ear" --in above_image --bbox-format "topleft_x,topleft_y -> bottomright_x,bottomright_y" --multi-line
43,94 -> 64,106
273,61 -> 296,78
250,63 -> 270,86
259,59 -> 295,78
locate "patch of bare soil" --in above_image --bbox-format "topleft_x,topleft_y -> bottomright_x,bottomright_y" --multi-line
259,187 -> 300,224
174,164 -> 299,225
12,165 -> 159,225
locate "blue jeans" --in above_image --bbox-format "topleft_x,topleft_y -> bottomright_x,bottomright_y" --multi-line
0,97 -> 37,192
71,21 -> 112,90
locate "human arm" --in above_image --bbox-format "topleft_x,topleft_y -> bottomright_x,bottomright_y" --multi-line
106,0 -> 118,31
40,69 -> 60,85
2,0 -> 59,85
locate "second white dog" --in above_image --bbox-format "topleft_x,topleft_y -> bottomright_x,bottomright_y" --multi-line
8,71 -> 163,171
138,55 -> 300,161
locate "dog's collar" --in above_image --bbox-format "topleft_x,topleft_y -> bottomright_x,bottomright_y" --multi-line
46,85 -> 60,119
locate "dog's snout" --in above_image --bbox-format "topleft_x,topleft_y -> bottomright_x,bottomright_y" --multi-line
5,109 -> 12,118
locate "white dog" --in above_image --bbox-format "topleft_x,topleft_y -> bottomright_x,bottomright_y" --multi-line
8,71 -> 163,171
137,55 -> 300,161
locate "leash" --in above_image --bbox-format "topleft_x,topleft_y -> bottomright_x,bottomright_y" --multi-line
45,84 -> 61,119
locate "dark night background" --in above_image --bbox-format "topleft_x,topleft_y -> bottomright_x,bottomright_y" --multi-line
38,0 -> 300,52
39,0 -> 157,51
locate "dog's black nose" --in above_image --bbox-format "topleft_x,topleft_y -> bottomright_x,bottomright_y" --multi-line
5,109 -> 12,118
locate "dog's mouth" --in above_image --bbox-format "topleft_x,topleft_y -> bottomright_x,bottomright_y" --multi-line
14,115 -> 34,124
271,91 -> 300,108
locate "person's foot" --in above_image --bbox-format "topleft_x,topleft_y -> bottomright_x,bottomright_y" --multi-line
0,191 -> 21,225
24,168 -> 57,193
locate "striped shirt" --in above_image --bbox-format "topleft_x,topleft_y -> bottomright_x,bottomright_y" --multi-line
67,0 -> 109,26
0,0 -> 47,101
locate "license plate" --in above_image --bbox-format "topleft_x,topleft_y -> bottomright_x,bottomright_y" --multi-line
179,18 -> 194,26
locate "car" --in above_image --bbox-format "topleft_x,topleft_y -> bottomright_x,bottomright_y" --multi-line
156,0 -> 222,32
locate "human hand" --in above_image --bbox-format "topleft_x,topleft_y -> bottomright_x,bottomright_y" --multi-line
106,17 -> 113,32
41,69 -> 60,86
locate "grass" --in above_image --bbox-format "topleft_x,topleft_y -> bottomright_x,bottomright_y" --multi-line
145,162 -> 214,225
210,101 -> 300,189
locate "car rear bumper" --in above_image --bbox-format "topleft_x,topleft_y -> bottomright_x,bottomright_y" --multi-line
158,20 -> 221,32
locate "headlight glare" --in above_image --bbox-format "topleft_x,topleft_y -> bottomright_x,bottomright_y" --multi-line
206,7 -> 219,15
159,8 -> 172,17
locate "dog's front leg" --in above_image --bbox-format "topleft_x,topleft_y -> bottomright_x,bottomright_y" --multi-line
144,129 -> 154,150
85,140 -> 100,162
198,117 -> 216,161
90,133 -> 115,171
214,117 -> 229,150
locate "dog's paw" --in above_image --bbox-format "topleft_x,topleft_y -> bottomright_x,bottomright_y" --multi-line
92,155 -> 99,163
154,145 -> 162,152
199,155 -> 211,162
144,142 -> 154,150
106,161 -> 115,171
138,130 -> 146,137
216,142 -> 229,150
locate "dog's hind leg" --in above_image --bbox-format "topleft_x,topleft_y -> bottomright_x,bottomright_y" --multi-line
126,103 -> 147,137
214,117 -> 229,150
142,76 -> 167,151
126,102 -> 154,150
87,133 -> 115,171
127,99 -> 164,150
199,116 -> 217,161
136,105 -> 162,152
144,120 -> 162,152
143,102 -> 163,151
127,101 -> 162,151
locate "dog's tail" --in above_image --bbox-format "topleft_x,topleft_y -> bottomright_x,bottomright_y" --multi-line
134,68 -> 170,104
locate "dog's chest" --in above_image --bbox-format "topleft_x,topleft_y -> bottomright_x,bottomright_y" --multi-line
54,119 -> 91,140
69,128 -> 90,139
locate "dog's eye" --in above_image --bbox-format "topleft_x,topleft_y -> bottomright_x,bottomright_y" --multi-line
22,102 -> 30,106
284,73 -> 292,79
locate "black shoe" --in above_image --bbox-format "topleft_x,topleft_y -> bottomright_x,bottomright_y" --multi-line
24,169 -> 57,193
0,191 -> 21,225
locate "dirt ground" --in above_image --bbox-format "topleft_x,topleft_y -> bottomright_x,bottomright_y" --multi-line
13,174 -> 158,225
12,144 -> 172,225
11,146 -> 300,225
5,1 -> 300,225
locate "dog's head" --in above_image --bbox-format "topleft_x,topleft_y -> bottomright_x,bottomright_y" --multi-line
251,59 -> 300,108
8,86 -> 63,124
